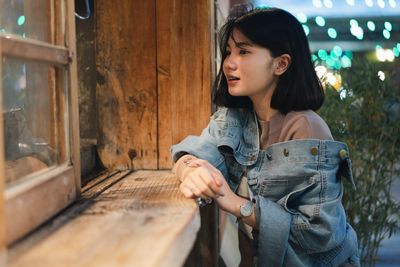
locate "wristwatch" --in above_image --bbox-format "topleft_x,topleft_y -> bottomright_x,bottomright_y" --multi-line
239,200 -> 254,218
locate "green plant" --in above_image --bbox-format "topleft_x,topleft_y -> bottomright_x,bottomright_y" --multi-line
319,58 -> 400,266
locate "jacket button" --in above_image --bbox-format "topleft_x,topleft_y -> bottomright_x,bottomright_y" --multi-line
266,153 -> 272,160
339,149 -> 347,159
283,148 -> 289,157
310,147 -> 318,156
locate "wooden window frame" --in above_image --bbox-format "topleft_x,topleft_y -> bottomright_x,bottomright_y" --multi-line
0,0 -> 80,247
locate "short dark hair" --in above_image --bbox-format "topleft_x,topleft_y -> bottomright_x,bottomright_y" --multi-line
213,7 -> 324,114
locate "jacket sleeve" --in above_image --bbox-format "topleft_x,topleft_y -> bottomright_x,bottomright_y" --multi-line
255,196 -> 293,266
170,111 -> 229,179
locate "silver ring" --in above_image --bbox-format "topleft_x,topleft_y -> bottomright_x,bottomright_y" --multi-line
196,198 -> 213,207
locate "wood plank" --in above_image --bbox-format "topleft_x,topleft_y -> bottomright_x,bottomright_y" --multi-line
0,36 -> 69,65
54,0 -> 67,165
5,165 -> 76,245
81,169 -> 130,198
0,39 -> 7,266
54,60 -> 67,164
65,0 -> 82,192
157,0 -> 214,169
8,171 -> 200,267
95,0 -> 158,170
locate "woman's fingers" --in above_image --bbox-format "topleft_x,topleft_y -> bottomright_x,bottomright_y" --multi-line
196,167 -> 225,197
195,171 -> 223,198
188,159 -> 225,187
188,171 -> 218,198
179,183 -> 195,198
180,167 -> 224,198
209,169 -> 224,187
181,173 -> 211,199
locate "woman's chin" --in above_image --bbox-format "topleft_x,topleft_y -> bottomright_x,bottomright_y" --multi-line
228,88 -> 244,97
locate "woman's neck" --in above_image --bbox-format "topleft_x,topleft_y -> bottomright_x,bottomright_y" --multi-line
250,90 -> 277,122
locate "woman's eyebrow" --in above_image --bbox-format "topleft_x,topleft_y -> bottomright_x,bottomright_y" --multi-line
235,42 -> 252,48
232,40 -> 253,49
227,41 -> 253,49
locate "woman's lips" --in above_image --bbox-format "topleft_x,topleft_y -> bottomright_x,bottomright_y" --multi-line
228,79 -> 240,86
227,78 -> 240,86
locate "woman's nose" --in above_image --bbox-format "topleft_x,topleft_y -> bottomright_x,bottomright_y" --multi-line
223,57 -> 237,70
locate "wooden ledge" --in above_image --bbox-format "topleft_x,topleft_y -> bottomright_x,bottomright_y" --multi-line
8,170 -> 200,267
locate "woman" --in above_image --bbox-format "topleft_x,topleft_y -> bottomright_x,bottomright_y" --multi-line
171,7 -> 359,267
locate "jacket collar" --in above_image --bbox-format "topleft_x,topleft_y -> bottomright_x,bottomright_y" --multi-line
216,108 -> 260,166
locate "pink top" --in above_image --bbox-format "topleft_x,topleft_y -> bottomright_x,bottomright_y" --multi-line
258,110 -> 333,149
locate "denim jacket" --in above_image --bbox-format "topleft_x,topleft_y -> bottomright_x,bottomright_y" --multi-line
171,107 -> 360,267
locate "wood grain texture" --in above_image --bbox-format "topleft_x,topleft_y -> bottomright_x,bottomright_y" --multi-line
5,165 -> 76,245
157,0 -> 213,169
0,39 -> 7,266
66,0 -> 81,193
8,170 -> 200,267
54,0 -> 68,166
96,0 -> 158,170
0,36 -> 69,65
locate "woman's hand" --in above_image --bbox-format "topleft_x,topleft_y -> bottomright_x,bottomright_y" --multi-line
180,159 -> 239,214
179,158 -> 225,199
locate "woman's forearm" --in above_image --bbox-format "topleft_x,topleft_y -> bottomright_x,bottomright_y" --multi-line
219,192 -> 258,229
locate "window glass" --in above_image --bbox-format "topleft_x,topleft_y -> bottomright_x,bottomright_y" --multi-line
2,57 -> 67,187
0,0 -> 51,43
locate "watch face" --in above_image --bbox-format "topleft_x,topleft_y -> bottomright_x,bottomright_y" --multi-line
240,201 -> 253,217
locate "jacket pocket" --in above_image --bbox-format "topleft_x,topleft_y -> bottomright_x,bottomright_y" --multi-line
259,176 -> 316,207
278,177 -> 318,215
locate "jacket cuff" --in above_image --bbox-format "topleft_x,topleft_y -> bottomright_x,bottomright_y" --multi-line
256,196 -> 292,266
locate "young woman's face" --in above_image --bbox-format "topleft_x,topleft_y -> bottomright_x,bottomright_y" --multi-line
223,29 -> 279,99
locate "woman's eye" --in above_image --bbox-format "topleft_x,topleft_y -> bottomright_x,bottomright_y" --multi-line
239,50 -> 249,55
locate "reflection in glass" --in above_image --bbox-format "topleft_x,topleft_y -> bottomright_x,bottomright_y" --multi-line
2,57 -> 67,186
0,0 -> 51,42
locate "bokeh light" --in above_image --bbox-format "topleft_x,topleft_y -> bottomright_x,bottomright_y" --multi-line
328,28 -> 337,38
303,25 -> 310,35
316,16 -> 326,26
297,13 -> 308,23
367,21 -> 376,31
17,15 -> 25,26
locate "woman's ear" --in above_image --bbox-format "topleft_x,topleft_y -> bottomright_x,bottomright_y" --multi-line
273,54 -> 291,76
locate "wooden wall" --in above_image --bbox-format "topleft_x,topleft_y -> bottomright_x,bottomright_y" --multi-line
95,0 -> 213,170
96,0 -> 157,170
156,0 -> 214,169
0,40 -> 6,266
